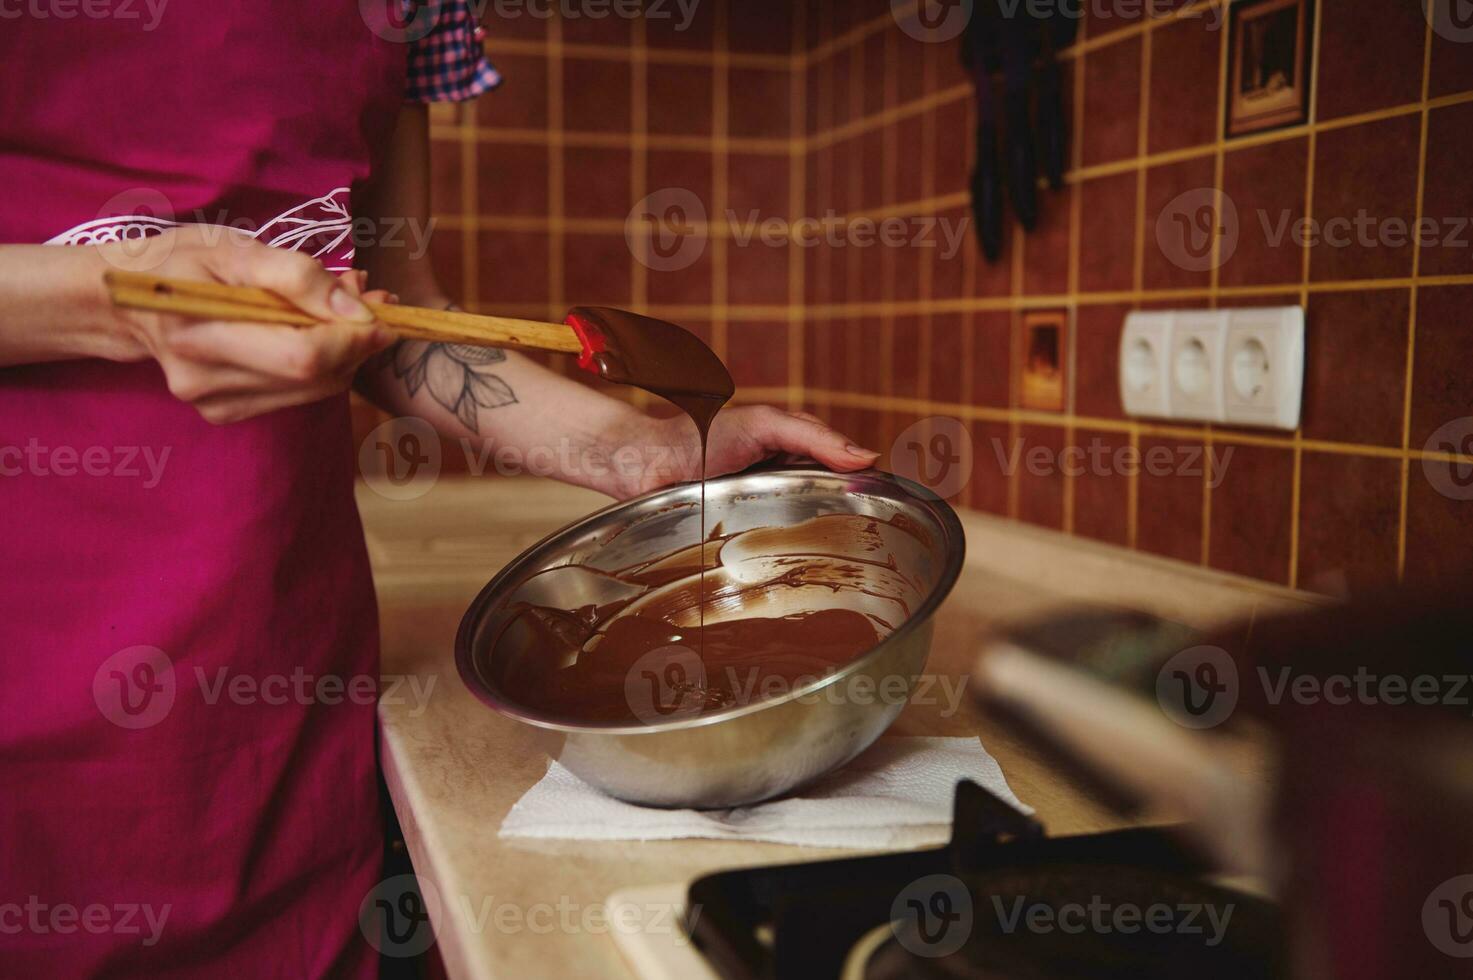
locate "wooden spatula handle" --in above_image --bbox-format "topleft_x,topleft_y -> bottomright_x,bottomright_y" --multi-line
104,270 -> 584,355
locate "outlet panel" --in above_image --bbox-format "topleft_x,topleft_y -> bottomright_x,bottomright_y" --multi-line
1118,307 -> 1303,431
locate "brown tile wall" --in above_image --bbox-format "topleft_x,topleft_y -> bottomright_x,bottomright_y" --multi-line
383,0 -> 1473,596
795,0 -> 1473,597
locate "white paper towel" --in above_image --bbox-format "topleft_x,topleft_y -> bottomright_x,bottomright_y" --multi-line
498,736 -> 1030,848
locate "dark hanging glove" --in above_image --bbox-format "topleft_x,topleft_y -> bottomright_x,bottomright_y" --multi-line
997,5 -> 1038,230
961,3 -> 1077,263
1037,13 -> 1078,189
1035,56 -> 1064,188
965,16 -> 1005,262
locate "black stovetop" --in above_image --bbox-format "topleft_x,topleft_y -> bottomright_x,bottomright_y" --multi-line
685,781 -> 1284,980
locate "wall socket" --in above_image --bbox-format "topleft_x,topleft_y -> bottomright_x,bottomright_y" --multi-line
1118,307 -> 1303,430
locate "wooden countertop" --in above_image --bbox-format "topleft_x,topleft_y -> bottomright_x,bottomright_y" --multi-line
361,477 -> 1321,980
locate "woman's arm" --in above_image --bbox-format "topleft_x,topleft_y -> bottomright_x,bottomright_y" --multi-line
354,106 -> 879,499
0,229 -> 394,424
0,243 -> 149,365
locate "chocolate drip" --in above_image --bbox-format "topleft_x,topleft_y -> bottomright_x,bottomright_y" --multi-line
567,306 -> 735,658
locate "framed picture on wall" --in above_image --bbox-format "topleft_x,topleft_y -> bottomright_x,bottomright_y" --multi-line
1226,0 -> 1314,137
1020,311 -> 1068,412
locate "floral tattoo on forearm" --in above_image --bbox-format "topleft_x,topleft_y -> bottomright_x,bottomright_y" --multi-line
390,341 -> 518,433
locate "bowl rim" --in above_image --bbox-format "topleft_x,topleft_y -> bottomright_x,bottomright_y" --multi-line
454,466 -> 967,736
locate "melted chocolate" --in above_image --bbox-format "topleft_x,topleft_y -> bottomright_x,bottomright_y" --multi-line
565,306 -> 735,434
523,311 -> 919,727
503,608 -> 881,725
565,306 -> 736,658
494,514 -> 928,726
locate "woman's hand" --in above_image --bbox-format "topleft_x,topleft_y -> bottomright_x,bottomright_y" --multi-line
99,226 -> 396,425
607,406 -> 881,499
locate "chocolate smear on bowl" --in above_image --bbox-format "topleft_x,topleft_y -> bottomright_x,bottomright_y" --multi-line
495,514 -> 927,726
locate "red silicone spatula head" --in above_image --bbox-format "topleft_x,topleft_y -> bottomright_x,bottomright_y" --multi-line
564,307 -> 734,404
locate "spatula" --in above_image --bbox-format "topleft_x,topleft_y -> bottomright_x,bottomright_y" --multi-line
103,270 -> 733,407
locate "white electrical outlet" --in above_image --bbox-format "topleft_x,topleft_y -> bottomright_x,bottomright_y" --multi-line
1169,311 -> 1227,423
1117,306 -> 1303,431
1223,307 -> 1304,430
1119,312 -> 1171,419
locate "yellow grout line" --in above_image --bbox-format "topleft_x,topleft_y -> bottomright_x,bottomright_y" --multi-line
1133,27 -> 1152,299
631,19 -> 648,313
879,24 -> 898,424
808,0 -> 835,417
727,385 -> 792,404
1114,15 -> 1154,545
730,273 -> 1473,319
424,267 -> 1473,320
433,125 -> 792,155
1007,226 -> 1024,521
1127,425 -> 1141,548
488,36 -> 789,70
918,24 -> 939,410
1065,18 -> 1132,544
844,16 -> 863,404
467,301 -> 794,321
1201,7 -> 1236,570
797,88 -> 1473,204
1398,7 -> 1437,582
628,16 -> 650,409
711,0 -> 729,362
437,214 -> 773,238
788,0 -> 807,412
547,16 -> 565,325
797,389 -> 1473,465
1283,0 -> 1323,589
459,88 -> 478,310
803,2 -> 903,66
806,83 -> 970,152
800,0 -> 1223,70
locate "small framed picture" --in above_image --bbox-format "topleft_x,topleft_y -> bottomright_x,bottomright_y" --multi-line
1227,0 -> 1313,137
1020,310 -> 1067,412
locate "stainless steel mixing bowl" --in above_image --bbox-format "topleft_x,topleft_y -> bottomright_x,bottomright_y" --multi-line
455,467 -> 966,808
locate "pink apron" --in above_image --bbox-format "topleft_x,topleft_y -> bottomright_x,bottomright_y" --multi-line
0,6 -> 407,975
